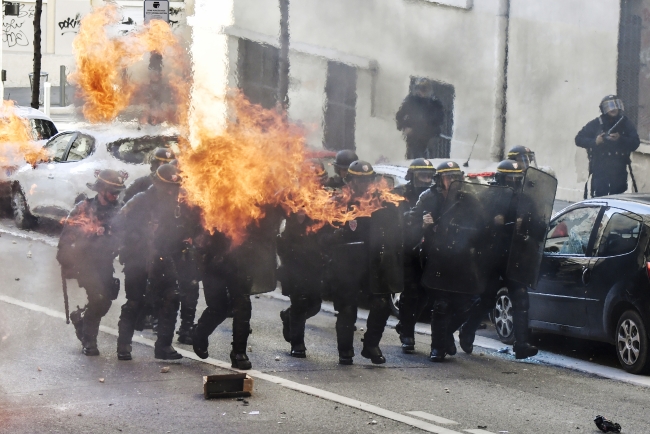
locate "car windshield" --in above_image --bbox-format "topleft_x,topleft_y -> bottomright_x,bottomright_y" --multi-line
29,119 -> 58,141
107,135 -> 179,164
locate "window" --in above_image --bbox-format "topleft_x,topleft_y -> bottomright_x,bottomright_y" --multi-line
29,119 -> 58,141
408,77 -> 454,158
545,207 -> 600,255
44,133 -> 75,162
108,136 -> 179,164
597,212 -> 641,257
237,39 -> 280,109
323,61 -> 357,151
66,134 -> 95,162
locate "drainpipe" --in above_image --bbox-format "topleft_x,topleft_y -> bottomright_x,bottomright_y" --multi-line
278,0 -> 290,110
490,0 -> 511,161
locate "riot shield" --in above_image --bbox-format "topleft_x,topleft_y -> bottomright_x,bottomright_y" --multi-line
506,167 -> 558,288
421,181 -> 513,295
368,204 -> 404,294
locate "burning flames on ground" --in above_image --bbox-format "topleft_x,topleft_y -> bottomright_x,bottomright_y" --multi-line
0,100 -> 49,166
69,5 -> 190,125
178,93 -> 402,245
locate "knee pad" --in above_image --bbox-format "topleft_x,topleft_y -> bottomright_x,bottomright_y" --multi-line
509,286 -> 529,311
337,305 -> 357,327
370,295 -> 390,312
432,298 -> 450,315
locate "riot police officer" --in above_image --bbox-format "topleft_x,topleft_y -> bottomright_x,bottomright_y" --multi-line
328,160 -> 402,365
507,146 -> 537,170
411,161 -> 474,361
278,160 -> 328,358
394,159 -> 436,353
114,164 -> 200,360
123,147 -> 176,204
325,150 -> 358,189
192,208 -> 282,370
58,169 -> 126,356
458,160 -> 539,359
575,95 -> 640,197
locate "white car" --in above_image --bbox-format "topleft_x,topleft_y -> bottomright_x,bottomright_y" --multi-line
8,123 -> 179,228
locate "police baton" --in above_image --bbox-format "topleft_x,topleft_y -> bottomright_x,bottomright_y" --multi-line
61,268 -> 70,324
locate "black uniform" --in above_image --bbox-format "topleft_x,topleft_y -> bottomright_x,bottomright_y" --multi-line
396,94 -> 445,159
277,213 -> 326,356
193,209 -> 282,369
113,187 -> 201,359
57,197 -> 120,354
394,183 -> 430,344
575,114 -> 640,197
122,174 -> 154,204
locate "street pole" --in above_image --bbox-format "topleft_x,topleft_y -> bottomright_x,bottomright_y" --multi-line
31,0 -> 43,109
278,0 -> 289,111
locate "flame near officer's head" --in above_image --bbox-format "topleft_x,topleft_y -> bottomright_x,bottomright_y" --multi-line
178,93 -> 403,245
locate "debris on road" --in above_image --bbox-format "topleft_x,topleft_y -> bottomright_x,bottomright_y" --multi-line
99,378 -> 105,383
368,420 -> 377,425
594,415 -> 621,433
160,367 -> 170,373
497,347 -> 510,354
203,373 -> 253,399
37,367 -> 41,371
14,278 -> 19,281
248,411 -> 259,415
275,356 -> 280,361
27,251 -> 32,258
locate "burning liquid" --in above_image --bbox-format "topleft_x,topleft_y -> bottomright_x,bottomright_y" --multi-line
179,93 -> 402,245
69,5 -> 190,125
0,100 -> 49,166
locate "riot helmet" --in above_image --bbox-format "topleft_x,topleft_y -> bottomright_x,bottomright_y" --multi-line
406,158 -> 436,196
333,149 -> 359,178
494,160 -> 524,190
345,160 -> 376,195
433,160 -> 464,193
153,163 -> 182,197
412,77 -> 433,98
86,169 -> 127,204
507,145 -> 537,169
150,147 -> 176,172
599,95 -> 624,116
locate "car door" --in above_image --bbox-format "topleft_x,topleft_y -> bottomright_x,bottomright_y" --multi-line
586,208 -> 643,339
530,205 -> 603,328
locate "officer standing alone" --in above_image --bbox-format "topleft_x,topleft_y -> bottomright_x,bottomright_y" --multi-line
575,95 -> 640,198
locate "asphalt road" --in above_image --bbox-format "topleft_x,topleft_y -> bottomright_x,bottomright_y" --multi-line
1,220 -> 649,434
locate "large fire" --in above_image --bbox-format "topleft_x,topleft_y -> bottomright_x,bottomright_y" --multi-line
70,7 -> 402,245
178,93 -> 403,245
69,5 -> 190,125
0,100 -> 49,166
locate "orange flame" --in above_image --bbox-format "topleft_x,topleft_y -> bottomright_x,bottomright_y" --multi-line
0,100 -> 49,166
178,93 -> 402,245
69,5 -> 190,125
61,211 -> 104,236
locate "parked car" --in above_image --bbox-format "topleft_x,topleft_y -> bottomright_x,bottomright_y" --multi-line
492,195 -> 650,374
8,123 -> 178,228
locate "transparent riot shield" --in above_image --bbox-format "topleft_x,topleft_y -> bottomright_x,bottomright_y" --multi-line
368,204 -> 404,294
506,167 -> 558,288
421,181 -> 513,295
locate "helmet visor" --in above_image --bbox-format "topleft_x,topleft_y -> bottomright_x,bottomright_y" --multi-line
600,98 -> 624,114
515,153 -> 537,169
413,170 -> 434,188
505,174 -> 524,190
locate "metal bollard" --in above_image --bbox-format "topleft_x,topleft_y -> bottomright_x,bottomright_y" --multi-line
43,82 -> 51,116
59,65 -> 66,106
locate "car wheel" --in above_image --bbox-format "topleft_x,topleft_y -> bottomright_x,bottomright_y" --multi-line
493,287 -> 516,345
615,310 -> 649,374
11,186 -> 37,230
390,292 -> 401,319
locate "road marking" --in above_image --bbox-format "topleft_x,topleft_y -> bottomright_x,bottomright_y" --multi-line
407,411 -> 459,425
0,294 -> 464,434
464,430 -> 497,434
0,226 -> 58,247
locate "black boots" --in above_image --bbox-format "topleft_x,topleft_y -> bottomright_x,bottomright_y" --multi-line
230,343 -> 252,370
361,346 -> 386,364
70,305 -> 86,344
338,349 -> 354,365
458,324 -> 474,355
513,309 -> 538,359
176,320 -> 194,345
280,309 -> 291,343
117,343 -> 132,361
154,344 -> 182,360
400,335 -> 415,353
